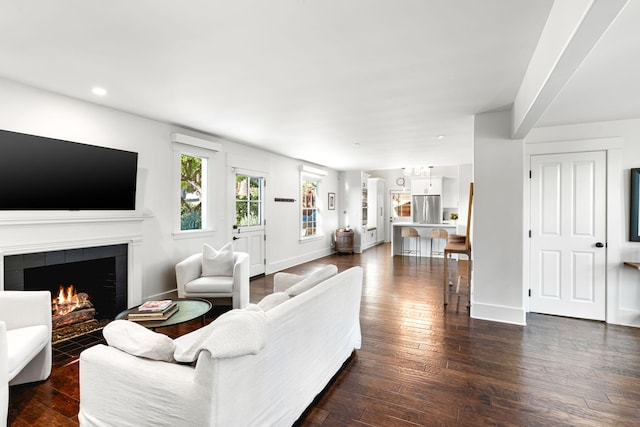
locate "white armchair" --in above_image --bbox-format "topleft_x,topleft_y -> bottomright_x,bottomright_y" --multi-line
175,251 -> 249,309
0,291 -> 52,427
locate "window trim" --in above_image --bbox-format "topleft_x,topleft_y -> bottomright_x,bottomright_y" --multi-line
172,139 -> 218,238
300,170 -> 324,241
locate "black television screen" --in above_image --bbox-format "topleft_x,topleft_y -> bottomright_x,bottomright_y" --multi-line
0,129 -> 138,210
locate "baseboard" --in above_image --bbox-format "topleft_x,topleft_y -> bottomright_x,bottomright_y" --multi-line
266,248 -> 335,275
470,301 -> 526,325
611,308 -> 640,328
146,289 -> 176,301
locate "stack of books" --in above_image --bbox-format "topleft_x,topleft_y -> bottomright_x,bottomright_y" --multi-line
128,300 -> 179,322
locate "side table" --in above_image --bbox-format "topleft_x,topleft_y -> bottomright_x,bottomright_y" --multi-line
335,229 -> 354,253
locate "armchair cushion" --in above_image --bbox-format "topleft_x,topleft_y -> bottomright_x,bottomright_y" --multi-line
184,276 -> 233,293
103,320 -> 175,362
201,243 -> 234,277
5,325 -> 49,381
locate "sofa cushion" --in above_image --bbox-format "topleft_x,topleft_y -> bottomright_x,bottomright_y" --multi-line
285,264 -> 338,297
184,276 -> 234,293
201,242 -> 234,277
272,272 -> 306,292
103,320 -> 175,362
173,309 -> 267,363
5,325 -> 49,381
258,292 -> 289,311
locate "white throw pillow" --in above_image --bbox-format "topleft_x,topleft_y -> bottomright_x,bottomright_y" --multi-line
173,309 -> 267,363
103,320 -> 175,362
285,264 -> 338,296
258,292 -> 289,311
201,242 -> 234,277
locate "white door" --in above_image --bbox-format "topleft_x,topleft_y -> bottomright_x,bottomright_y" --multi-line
233,172 -> 266,277
530,151 -> 607,320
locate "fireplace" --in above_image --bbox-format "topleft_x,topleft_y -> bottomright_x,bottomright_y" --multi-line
0,213 -> 145,342
3,244 -> 128,339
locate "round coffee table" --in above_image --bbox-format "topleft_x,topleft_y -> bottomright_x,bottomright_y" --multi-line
116,298 -> 212,330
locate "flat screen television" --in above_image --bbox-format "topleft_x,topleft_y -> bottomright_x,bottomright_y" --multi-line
0,129 -> 138,210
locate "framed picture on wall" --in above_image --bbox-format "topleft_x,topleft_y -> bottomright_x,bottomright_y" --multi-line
328,192 -> 336,210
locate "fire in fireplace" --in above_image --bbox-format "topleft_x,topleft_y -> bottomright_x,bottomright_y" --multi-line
3,244 -> 129,342
51,284 -> 96,330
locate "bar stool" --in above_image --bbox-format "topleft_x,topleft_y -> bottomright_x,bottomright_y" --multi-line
401,227 -> 421,260
430,228 -> 448,257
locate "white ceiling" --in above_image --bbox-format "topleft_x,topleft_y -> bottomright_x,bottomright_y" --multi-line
1,1 -> 635,172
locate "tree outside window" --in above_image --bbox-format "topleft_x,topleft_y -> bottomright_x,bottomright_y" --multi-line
180,154 -> 205,230
235,174 -> 263,226
301,177 -> 319,237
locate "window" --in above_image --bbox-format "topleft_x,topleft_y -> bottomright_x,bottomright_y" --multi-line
235,174 -> 264,226
301,176 -> 319,238
392,191 -> 412,218
172,132 -> 220,237
180,154 -> 207,231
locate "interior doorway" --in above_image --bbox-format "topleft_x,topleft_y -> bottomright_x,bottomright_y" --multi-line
529,151 -> 607,320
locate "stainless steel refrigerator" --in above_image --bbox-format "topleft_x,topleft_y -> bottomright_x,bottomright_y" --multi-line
412,194 -> 442,224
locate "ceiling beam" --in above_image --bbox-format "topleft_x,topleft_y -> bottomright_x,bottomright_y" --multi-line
511,0 -> 628,139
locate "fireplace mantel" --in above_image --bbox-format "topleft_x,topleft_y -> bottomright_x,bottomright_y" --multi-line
0,214 -> 148,307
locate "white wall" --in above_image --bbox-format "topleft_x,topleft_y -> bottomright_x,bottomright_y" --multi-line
0,78 -> 339,300
472,110 -> 526,325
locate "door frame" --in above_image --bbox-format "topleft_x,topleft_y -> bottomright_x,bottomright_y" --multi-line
229,166 -> 269,277
523,137 -> 622,324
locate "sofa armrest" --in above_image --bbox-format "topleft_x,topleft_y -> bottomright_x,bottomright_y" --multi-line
273,272 -> 305,293
232,252 -> 250,309
175,253 -> 203,298
1,321 -> 8,427
79,344 -> 209,426
0,291 -> 51,332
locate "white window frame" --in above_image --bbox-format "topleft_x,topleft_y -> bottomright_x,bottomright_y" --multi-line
172,133 -> 220,239
299,165 -> 327,241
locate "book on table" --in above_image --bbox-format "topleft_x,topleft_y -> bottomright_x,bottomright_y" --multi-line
128,304 -> 179,321
137,299 -> 174,312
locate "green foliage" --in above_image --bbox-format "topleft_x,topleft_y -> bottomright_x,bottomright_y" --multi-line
181,154 -> 202,230
235,175 -> 262,226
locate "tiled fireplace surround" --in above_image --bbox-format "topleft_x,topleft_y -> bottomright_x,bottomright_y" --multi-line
0,214 -> 144,308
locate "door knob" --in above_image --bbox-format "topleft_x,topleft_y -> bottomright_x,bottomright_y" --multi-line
595,242 -> 604,248
233,236 -> 240,240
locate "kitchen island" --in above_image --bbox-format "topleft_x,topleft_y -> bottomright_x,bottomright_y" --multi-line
391,222 -> 458,257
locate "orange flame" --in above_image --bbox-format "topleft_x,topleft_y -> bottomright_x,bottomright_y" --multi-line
52,285 -> 86,317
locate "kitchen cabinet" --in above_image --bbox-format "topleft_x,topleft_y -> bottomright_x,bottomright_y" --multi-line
362,227 -> 377,250
410,177 -> 442,196
442,177 -> 459,208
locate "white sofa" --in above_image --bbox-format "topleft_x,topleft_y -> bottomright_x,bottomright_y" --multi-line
78,265 -> 363,426
0,291 -> 52,427
175,251 -> 249,309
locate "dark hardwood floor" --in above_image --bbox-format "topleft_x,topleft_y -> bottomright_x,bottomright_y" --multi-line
8,243 -> 640,426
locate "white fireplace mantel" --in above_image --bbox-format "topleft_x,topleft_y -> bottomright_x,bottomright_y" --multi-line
0,214 -> 148,307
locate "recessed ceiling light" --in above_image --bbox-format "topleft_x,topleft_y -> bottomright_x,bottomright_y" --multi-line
437,135 -> 445,140
91,87 -> 108,96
